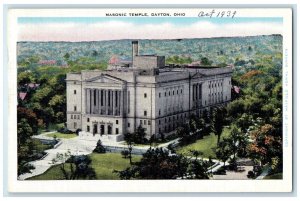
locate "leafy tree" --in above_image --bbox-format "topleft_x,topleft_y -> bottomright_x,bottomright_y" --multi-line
115,148 -> 209,180
17,118 -> 33,148
93,140 -> 106,153
211,107 -> 227,145
61,155 -> 96,180
247,124 -> 282,171
133,125 -> 147,144
124,133 -> 134,165
17,71 -> 35,86
201,57 -> 212,66
216,139 -> 232,167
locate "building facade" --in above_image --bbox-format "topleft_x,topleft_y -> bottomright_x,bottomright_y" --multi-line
66,41 -> 232,141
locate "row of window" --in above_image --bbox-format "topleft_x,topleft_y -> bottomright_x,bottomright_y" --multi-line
71,114 -> 80,119
158,113 -> 188,125
140,119 -> 151,126
208,79 -> 228,89
158,88 -> 183,98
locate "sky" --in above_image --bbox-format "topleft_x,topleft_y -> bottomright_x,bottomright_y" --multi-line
18,17 -> 283,42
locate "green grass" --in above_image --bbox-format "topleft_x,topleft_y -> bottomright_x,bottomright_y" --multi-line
46,132 -> 77,139
176,128 -> 231,159
31,138 -> 53,152
263,173 -> 283,180
28,153 -> 141,180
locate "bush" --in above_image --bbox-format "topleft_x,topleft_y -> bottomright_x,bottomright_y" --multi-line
58,127 -> 73,134
93,140 -> 106,153
121,150 -> 130,158
75,129 -> 82,135
247,170 -> 255,178
213,166 -> 226,175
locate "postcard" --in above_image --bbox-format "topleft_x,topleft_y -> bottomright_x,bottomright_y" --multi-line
6,7 -> 293,192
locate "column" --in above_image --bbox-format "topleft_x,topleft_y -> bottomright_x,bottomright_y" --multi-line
100,89 -> 103,115
110,90 -> 113,115
195,84 -> 198,101
86,89 -> 90,114
120,90 -> 124,117
105,90 -> 109,115
112,90 -> 115,116
118,90 -> 121,116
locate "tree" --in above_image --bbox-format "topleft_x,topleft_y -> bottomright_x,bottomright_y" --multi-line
93,140 -> 106,153
124,133 -> 134,165
211,107 -> 227,145
216,139 -> 232,167
61,155 -> 96,180
133,125 -> 147,144
115,148 -> 209,180
201,57 -> 212,66
247,124 -> 282,171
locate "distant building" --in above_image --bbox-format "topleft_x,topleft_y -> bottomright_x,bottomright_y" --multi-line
66,41 -> 232,141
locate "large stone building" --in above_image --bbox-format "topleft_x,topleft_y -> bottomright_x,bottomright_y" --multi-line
66,41 -> 232,141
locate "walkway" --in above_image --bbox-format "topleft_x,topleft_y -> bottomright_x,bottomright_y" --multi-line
18,135 -> 97,180
19,132 -> 232,180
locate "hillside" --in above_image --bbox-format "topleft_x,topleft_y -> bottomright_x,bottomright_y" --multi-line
17,35 -> 282,69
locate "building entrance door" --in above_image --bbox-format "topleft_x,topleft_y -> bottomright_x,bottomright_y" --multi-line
100,125 -> 105,136
93,124 -> 97,136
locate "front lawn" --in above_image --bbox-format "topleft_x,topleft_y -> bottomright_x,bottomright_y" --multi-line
176,128 -> 231,159
263,173 -> 283,180
28,153 -> 141,180
46,132 -> 77,139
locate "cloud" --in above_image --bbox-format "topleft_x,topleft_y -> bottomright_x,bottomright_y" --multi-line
18,21 -> 283,41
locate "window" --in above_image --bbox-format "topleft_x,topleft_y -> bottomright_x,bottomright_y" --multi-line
116,120 -> 119,124
144,110 -> 147,116
87,118 -> 90,122
128,123 -> 130,127
165,92 -> 167,96
177,90 -> 178,94
74,90 -> 77,94
148,120 -> 151,125
181,89 -> 183,94
87,126 -> 90,132
169,91 -> 171,96
74,122 -> 77,129
144,93 -> 147,98
71,115 -> 73,119
74,106 -> 77,111
116,128 -> 119,134
144,120 -> 146,125
74,115 -> 76,119
165,118 -> 167,123
78,115 -> 80,119
159,93 -> 161,98
159,109 -> 161,116
159,120 -> 161,125
73,81 -> 76,84
140,120 -> 143,125
173,90 -> 174,95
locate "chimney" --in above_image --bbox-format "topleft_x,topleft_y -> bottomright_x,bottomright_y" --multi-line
132,41 -> 139,59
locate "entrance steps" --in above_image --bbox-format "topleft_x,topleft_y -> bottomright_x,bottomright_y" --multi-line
78,131 -> 123,142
